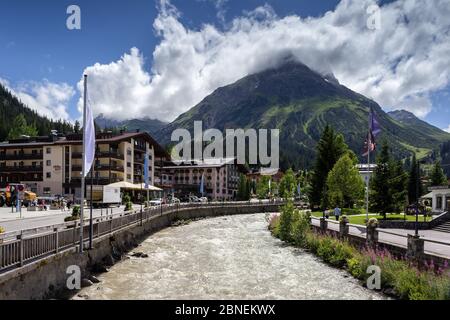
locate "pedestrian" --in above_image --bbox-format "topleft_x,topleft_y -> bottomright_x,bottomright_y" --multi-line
324,208 -> 329,219
334,205 -> 341,221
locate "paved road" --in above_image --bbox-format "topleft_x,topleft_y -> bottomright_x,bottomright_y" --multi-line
0,204 -> 143,234
311,218 -> 450,259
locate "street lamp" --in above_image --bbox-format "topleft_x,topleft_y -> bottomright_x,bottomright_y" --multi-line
414,160 -> 426,237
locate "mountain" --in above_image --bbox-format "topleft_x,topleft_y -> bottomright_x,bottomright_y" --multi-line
388,110 -> 450,143
155,60 -> 450,169
0,84 -> 73,141
95,114 -> 167,137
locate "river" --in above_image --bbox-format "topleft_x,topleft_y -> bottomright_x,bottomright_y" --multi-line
75,213 -> 385,300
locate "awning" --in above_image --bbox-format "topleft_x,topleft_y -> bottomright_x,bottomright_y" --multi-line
134,183 -> 163,191
107,181 -> 142,190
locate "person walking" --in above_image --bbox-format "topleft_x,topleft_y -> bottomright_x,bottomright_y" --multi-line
334,205 -> 341,221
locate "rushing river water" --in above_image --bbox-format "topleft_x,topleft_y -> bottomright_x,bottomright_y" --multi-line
76,213 -> 385,300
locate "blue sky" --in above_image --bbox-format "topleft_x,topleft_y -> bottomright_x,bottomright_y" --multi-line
0,0 -> 449,131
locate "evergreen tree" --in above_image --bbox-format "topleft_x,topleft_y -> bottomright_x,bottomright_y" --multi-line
370,140 -> 394,218
327,154 -> 365,208
407,153 -> 423,205
390,160 -> 408,213
430,161 -> 447,186
237,174 -> 251,201
74,120 -> 81,134
309,126 -> 348,209
7,114 -> 38,140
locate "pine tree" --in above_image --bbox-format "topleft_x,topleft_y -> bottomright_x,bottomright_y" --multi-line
309,126 -> 348,209
407,153 -> 423,205
7,114 -> 38,140
370,141 -> 394,218
430,161 -> 447,186
390,160 -> 408,213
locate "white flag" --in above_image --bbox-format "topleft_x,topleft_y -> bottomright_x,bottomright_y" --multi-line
83,97 -> 95,177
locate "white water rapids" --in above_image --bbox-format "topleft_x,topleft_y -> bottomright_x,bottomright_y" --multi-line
76,213 -> 385,300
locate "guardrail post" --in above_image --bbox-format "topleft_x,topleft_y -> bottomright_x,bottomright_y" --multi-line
407,234 -> 425,264
140,208 -> 143,226
339,219 -> 349,238
18,231 -> 23,267
366,225 -> 378,247
54,228 -> 59,253
110,217 -> 113,234
319,218 -> 328,232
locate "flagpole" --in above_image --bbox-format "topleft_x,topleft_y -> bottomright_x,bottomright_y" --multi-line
365,110 -> 371,222
80,74 -> 87,253
89,162 -> 93,250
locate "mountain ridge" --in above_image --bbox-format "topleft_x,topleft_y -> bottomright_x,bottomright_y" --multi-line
153,61 -> 450,169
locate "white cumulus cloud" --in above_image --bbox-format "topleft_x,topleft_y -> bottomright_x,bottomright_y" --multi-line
444,125 -> 450,133
80,0 -> 450,122
1,78 -> 74,121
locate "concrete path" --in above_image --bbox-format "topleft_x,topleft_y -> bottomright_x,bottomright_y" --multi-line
311,218 -> 450,259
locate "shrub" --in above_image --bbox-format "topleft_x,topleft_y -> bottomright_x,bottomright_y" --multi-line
279,201 -> 294,242
125,201 -> 133,212
291,210 -> 310,247
64,205 -> 81,222
347,257 -> 364,279
0,226 -> 5,234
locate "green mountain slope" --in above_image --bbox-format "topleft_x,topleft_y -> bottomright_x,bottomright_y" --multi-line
0,84 -> 73,141
95,114 -> 167,137
156,60 -> 450,169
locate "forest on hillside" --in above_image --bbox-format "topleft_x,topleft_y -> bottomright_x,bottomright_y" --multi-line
0,84 -> 73,141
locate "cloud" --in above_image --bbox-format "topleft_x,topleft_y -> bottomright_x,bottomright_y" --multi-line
1,78 -> 74,121
81,0 -> 450,121
444,125 -> 450,133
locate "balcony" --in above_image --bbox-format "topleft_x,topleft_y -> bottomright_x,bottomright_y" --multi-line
0,166 -> 43,172
0,153 -> 43,160
97,151 -> 124,160
95,165 -> 124,172
64,177 -> 121,187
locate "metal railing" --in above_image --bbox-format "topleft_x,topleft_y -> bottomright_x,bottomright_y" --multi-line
0,200 -> 286,274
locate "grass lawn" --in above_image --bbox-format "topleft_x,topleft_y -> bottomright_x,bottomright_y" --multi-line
310,211 -> 429,225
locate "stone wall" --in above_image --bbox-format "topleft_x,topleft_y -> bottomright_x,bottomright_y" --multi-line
0,203 -> 281,300
310,224 -> 450,269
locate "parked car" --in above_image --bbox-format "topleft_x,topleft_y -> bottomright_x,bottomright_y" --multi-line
199,197 -> 208,203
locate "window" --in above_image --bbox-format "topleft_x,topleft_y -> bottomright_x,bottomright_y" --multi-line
46,172 -> 51,178
46,160 -> 51,166
46,147 -> 51,154
127,162 -> 131,168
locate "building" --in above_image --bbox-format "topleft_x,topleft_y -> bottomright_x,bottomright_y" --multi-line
425,186 -> 450,213
0,131 -> 168,199
157,158 -> 243,200
246,167 -> 283,186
